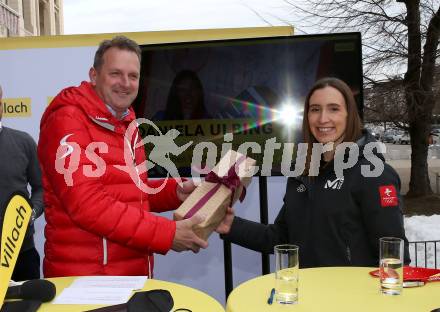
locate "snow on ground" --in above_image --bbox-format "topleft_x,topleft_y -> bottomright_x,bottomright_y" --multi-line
405,215 -> 440,268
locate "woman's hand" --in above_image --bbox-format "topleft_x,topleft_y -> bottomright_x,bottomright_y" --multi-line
216,207 -> 235,235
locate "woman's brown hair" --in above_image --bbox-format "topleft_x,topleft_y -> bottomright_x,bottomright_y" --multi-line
302,77 -> 363,175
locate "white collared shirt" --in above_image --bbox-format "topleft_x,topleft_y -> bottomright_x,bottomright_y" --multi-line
105,104 -> 129,120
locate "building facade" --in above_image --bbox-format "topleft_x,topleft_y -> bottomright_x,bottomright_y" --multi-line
0,0 -> 63,37
364,67 -> 440,125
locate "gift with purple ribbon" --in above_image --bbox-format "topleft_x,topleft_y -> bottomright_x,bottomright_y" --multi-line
174,150 -> 256,240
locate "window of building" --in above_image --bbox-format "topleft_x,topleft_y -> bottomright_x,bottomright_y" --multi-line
55,10 -> 60,35
38,0 -> 45,35
21,0 -> 33,33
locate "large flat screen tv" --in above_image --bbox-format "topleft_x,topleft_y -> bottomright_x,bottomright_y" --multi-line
133,32 -> 363,177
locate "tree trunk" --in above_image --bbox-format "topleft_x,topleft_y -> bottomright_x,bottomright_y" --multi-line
408,116 -> 432,196
401,0 -> 433,196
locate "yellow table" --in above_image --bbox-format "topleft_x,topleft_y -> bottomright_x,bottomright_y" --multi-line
37,277 -> 224,312
226,267 -> 439,312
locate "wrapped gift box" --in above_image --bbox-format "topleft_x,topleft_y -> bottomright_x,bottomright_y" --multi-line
174,150 -> 256,240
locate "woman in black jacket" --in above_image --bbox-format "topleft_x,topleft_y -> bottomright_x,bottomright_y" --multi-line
217,77 -> 410,267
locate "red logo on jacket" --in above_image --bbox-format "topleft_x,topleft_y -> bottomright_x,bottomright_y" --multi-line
379,185 -> 398,207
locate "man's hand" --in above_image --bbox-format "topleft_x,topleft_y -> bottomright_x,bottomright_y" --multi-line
176,180 -> 197,202
172,214 -> 208,253
215,207 -> 235,235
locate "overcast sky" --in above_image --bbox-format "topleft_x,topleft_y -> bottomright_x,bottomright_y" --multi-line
63,0 -> 297,35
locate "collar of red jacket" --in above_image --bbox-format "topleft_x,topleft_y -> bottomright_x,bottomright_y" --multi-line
42,81 -> 137,132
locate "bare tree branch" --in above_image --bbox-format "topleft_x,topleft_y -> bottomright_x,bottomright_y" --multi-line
272,0 -> 440,196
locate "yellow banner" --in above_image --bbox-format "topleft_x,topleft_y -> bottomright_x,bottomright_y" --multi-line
0,194 -> 32,307
47,96 -> 54,106
1,98 -> 32,117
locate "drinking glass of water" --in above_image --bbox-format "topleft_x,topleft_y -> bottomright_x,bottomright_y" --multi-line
379,237 -> 404,295
274,244 -> 299,304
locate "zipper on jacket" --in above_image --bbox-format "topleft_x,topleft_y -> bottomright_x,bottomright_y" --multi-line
102,238 -> 108,265
341,230 -> 352,264
125,133 -> 142,205
147,255 -> 152,278
346,246 -> 352,263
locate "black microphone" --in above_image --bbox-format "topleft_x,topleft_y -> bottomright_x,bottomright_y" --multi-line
5,279 -> 56,302
0,300 -> 42,312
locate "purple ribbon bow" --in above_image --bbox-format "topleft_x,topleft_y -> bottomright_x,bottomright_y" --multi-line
183,155 -> 247,219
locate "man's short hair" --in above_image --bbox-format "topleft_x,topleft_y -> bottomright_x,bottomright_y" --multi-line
93,36 -> 141,70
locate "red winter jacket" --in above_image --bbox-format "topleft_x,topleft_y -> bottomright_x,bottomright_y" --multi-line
38,81 -> 180,277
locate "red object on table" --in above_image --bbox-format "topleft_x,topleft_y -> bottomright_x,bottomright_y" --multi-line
370,266 -> 440,282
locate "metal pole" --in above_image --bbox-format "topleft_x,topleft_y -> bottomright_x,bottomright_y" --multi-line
223,240 -> 233,299
259,176 -> 270,275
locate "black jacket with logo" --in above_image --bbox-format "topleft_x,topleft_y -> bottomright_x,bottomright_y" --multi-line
225,131 -> 410,268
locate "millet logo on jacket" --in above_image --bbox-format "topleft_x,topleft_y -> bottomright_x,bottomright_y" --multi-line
324,177 -> 344,190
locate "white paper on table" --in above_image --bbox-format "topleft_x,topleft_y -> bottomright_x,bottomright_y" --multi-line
69,276 -> 148,290
52,276 -> 148,305
53,287 -> 133,305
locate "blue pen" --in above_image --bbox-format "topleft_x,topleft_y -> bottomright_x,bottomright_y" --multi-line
267,288 -> 275,305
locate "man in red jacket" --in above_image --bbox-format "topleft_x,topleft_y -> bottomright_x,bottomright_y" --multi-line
38,36 -> 208,277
